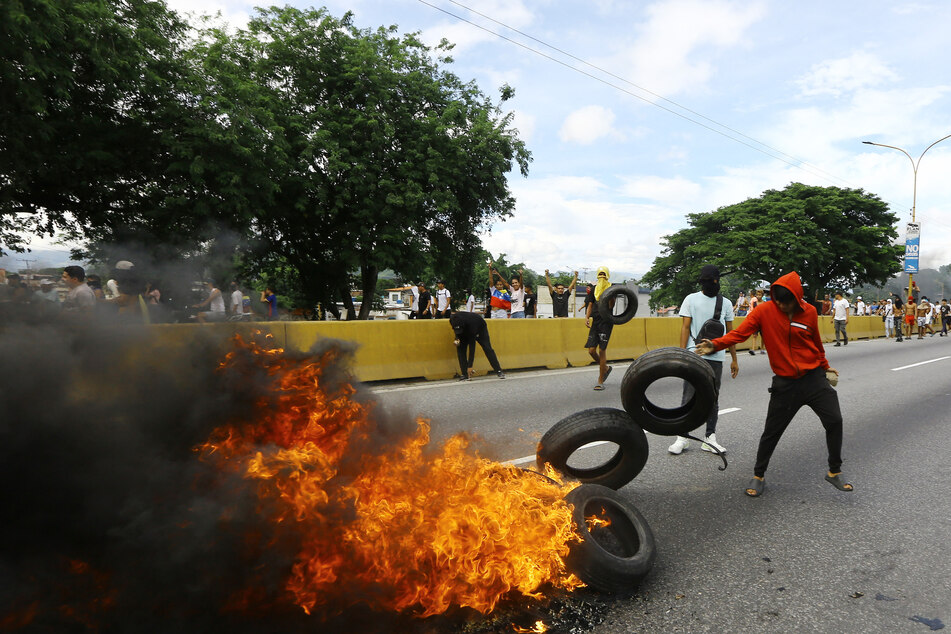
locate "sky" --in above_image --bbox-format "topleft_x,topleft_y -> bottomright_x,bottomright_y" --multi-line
12,0 -> 951,280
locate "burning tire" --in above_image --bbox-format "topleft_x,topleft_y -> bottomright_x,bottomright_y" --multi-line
565,484 -> 656,593
536,408 -> 648,490
620,347 -> 716,436
598,286 -> 639,325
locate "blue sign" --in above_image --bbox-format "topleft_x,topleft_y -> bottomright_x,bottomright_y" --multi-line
904,222 -> 920,274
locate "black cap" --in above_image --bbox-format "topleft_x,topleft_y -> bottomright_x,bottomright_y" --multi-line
699,264 -> 720,280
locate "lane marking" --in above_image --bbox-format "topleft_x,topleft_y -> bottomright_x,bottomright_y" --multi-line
372,364 -> 620,393
504,407 -> 742,465
891,356 -> 950,372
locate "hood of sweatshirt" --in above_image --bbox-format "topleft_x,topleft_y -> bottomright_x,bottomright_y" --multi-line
770,271 -> 807,311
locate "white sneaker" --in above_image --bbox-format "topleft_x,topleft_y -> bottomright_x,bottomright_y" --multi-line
701,434 -> 726,454
668,437 -> 689,454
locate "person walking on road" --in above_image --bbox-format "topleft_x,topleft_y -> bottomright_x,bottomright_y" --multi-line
695,271 -> 852,498
585,267 -> 614,391
940,299 -> 950,336
904,296 -> 917,338
832,291 -> 849,346
449,311 -> 505,380
668,265 -> 738,456
748,289 -> 765,355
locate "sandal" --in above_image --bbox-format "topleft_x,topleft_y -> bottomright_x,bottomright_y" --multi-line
745,477 -> 765,497
602,366 -> 613,383
593,384 -> 605,391
824,473 -> 854,491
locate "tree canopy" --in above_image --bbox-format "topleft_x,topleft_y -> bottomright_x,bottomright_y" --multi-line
2,2 -> 529,319
193,7 -> 530,318
639,183 -> 903,308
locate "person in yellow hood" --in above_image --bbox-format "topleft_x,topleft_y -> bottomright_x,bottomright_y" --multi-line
586,267 -> 614,390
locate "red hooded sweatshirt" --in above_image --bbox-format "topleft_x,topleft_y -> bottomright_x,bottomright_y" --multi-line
710,271 -> 829,378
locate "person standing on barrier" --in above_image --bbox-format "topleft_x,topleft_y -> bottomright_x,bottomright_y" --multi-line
416,282 -> 433,319
487,261 -> 511,319
449,311 -> 505,380
434,280 -> 451,319
586,267 -> 614,391
695,271 -> 851,498
546,269 -> 578,318
668,265 -> 738,456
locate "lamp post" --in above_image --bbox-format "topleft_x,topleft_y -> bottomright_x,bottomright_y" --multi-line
862,133 -> 951,303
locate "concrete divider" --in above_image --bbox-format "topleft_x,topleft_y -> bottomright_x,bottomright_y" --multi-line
160,313 -> 889,383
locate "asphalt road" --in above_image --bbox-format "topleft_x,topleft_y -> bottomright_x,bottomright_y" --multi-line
370,333 -> 951,633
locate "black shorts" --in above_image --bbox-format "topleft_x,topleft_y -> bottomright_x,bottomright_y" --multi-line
585,318 -> 613,350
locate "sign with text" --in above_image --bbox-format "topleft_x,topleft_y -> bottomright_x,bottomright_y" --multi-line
904,222 -> 920,273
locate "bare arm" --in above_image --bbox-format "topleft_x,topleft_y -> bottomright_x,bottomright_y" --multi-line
545,269 -> 554,293
725,319 -> 739,378
679,316 -> 692,349
568,271 -> 578,292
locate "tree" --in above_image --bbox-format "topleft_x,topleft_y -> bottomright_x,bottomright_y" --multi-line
640,183 -> 903,309
1,0 -> 196,253
197,8 -> 530,319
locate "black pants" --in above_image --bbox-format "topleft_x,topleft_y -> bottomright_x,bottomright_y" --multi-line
457,322 -> 502,376
681,358 -> 723,436
754,367 -> 843,477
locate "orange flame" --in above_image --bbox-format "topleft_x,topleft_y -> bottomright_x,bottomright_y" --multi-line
199,335 -> 584,618
513,620 -> 549,633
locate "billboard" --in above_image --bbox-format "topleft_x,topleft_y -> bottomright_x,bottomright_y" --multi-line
904,222 -> 920,274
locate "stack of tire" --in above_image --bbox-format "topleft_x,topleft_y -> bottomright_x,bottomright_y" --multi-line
536,346 -> 718,594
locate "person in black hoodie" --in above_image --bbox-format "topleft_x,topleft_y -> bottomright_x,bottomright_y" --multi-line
449,311 -> 505,380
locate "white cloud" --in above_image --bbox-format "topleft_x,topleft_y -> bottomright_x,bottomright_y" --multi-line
796,51 -> 898,97
559,105 -> 617,144
418,0 -> 535,52
606,0 -> 767,97
166,0 -> 252,29
619,175 -> 702,205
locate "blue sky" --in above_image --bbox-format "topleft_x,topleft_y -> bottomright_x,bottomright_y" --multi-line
17,1 -> 951,280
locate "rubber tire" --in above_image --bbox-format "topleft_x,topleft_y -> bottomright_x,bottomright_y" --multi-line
620,347 -> 716,436
536,408 -> 649,490
598,285 -> 639,325
564,484 -> 656,593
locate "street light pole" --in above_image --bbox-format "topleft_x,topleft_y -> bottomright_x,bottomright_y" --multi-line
862,133 -> 951,304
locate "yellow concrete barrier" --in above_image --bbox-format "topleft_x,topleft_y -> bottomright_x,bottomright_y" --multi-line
285,320 -> 457,382
484,318 -> 568,374
156,312 -> 889,383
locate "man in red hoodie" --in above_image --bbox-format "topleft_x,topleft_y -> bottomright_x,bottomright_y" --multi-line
695,272 -> 853,498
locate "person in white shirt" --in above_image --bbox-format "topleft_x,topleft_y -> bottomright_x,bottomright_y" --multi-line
832,291 -> 849,346
229,281 -> 244,315
855,297 -> 865,316
408,283 -> 420,319
507,269 -> 526,318
463,288 -> 475,312
193,280 -> 226,323
882,298 -> 895,338
434,280 -> 452,318
668,264 -> 738,456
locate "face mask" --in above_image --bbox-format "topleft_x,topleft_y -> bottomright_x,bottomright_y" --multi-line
701,280 -> 720,297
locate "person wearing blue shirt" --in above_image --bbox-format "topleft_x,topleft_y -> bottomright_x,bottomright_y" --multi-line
668,264 -> 739,456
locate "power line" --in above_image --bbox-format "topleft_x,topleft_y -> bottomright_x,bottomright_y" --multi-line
416,0 -> 933,217
440,0 -> 857,190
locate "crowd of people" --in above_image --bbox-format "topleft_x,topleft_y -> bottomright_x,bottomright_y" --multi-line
1,263 -> 274,324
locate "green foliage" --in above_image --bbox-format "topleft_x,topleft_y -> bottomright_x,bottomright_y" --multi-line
640,183 -> 902,309
198,7 -> 530,318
